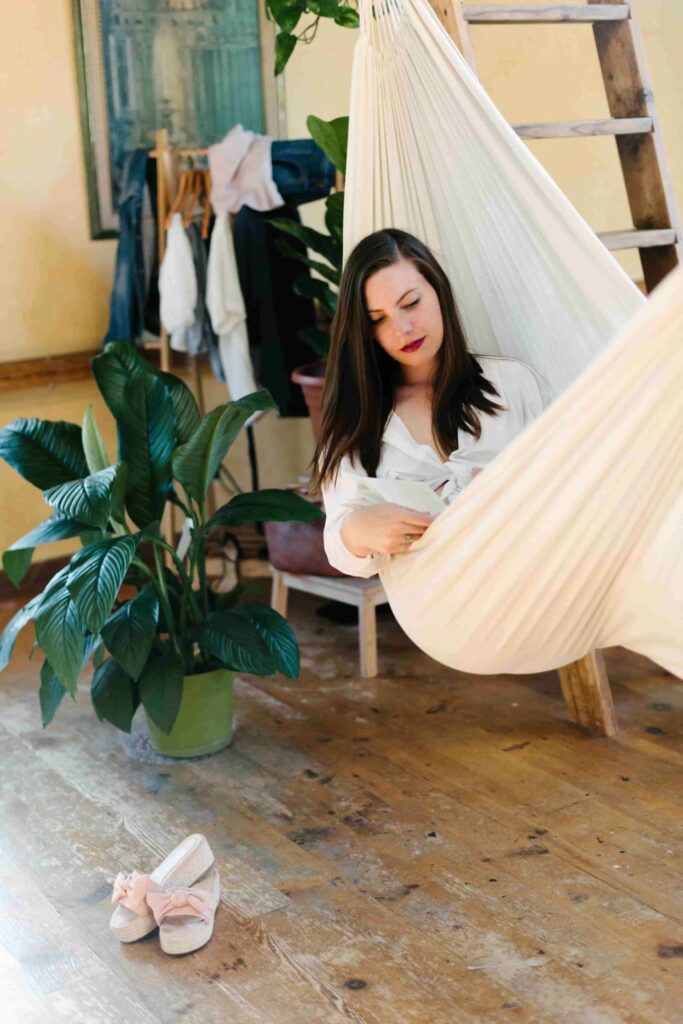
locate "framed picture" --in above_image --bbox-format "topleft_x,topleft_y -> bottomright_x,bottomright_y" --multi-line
72,0 -> 286,239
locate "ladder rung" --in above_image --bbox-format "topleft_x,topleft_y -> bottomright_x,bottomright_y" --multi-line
463,5 -> 631,24
598,229 -> 677,251
513,117 -> 653,139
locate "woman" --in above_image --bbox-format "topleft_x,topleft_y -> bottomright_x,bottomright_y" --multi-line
311,228 -> 550,579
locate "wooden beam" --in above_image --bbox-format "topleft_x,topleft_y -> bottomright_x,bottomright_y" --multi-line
599,228 -> 677,251
513,116 -> 652,139
0,350 -> 98,391
557,651 -> 618,737
428,0 -> 479,70
463,4 -> 630,24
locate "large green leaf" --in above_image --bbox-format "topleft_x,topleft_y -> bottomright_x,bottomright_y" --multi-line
91,658 -> 136,733
206,489 -> 323,530
43,464 -> 124,531
91,340 -> 155,419
0,594 -> 42,672
82,404 -> 110,474
119,375 -> 175,527
67,534 -> 139,634
272,238 -> 340,285
138,654 -> 184,734
101,586 -> 159,680
158,372 -> 201,445
2,547 -> 33,589
0,418 -> 88,489
268,217 -> 340,265
293,275 -> 338,315
307,114 -> 349,176
2,515 -> 91,588
39,660 -> 68,728
324,190 -> 345,244
268,0 -> 305,34
173,390 -> 278,503
35,568 -> 85,694
274,31 -> 297,75
308,0 -> 341,15
334,5 -> 359,28
296,325 -> 330,358
198,610 -> 277,675
239,603 -> 300,679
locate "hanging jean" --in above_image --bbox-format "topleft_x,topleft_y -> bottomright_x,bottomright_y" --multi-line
271,139 -> 336,208
103,148 -> 159,344
104,148 -> 157,344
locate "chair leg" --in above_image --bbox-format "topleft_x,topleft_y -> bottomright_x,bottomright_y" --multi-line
358,596 -> 378,678
557,650 -> 618,737
271,569 -> 289,617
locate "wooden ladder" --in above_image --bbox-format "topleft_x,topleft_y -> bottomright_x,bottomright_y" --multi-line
429,0 -> 681,737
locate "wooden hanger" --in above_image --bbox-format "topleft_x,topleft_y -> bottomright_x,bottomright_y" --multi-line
165,169 -> 191,230
182,170 -> 204,227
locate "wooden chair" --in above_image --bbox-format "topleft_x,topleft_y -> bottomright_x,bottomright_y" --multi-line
270,568 -> 389,677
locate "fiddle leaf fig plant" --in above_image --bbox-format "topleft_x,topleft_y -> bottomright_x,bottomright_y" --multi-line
0,341 -> 322,732
270,114 -> 349,359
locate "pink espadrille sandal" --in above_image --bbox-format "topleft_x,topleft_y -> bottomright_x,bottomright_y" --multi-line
146,866 -> 220,955
109,833 -> 214,943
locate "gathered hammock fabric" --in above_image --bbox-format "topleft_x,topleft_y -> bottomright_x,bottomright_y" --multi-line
342,0 -> 683,677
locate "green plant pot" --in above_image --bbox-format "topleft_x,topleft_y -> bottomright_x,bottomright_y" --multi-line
145,668 -> 235,758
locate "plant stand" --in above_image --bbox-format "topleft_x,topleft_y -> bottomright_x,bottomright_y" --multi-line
270,568 -> 388,677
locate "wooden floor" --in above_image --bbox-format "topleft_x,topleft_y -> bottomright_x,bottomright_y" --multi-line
2,575 -> 683,1024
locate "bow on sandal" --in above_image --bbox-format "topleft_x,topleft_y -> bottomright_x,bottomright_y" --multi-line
111,870 -> 150,916
146,867 -> 220,955
109,834 -> 214,944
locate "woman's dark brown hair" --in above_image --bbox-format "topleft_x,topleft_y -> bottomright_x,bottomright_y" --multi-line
310,228 -> 503,491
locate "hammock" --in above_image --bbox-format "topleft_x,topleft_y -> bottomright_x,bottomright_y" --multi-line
343,0 -> 683,676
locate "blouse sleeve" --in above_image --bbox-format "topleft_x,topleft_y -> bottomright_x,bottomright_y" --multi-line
320,454 -> 391,579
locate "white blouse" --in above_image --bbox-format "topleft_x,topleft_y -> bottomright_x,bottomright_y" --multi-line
320,355 -> 550,578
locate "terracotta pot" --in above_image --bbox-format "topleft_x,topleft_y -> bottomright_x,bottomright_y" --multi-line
264,516 -> 346,577
291,360 -> 326,440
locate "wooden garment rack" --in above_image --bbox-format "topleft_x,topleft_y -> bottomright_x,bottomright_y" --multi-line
428,0 -> 681,737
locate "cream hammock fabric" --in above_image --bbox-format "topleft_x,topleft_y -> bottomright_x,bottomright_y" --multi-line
343,0 -> 683,677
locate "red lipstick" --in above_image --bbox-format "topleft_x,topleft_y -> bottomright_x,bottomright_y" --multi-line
401,336 -> 425,353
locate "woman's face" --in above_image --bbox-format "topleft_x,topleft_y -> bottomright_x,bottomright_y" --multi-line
364,257 -> 444,381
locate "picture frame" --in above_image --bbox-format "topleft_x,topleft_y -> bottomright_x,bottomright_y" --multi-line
71,0 -> 286,240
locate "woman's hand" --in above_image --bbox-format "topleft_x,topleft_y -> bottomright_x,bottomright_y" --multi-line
340,503 -> 436,557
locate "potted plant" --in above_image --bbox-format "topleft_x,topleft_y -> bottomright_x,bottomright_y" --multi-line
270,113 -> 348,439
0,341 -> 322,757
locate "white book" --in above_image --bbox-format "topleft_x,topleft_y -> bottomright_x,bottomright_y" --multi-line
353,476 -> 447,516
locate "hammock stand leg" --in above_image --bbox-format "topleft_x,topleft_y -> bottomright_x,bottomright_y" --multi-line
557,651 -> 618,738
